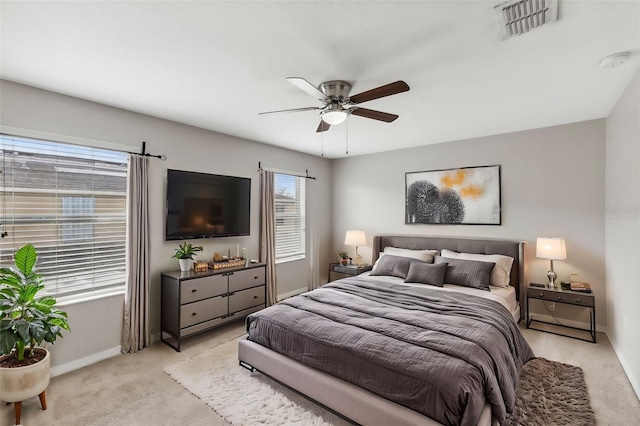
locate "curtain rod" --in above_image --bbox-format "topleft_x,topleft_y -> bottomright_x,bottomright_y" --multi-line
126,141 -> 167,161
258,162 -> 317,180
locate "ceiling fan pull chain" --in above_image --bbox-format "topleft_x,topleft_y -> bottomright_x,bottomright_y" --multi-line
321,128 -> 324,157
346,118 -> 349,155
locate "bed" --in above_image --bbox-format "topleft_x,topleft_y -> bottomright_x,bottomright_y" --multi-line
238,235 -> 534,426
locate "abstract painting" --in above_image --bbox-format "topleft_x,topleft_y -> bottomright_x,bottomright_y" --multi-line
405,165 -> 501,225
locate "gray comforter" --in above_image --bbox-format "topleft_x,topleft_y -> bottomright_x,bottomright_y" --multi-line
246,277 -> 534,426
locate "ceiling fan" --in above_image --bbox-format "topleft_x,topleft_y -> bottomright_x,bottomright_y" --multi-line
259,78 -> 410,133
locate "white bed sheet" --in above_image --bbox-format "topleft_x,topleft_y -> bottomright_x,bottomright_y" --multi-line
357,272 -> 519,319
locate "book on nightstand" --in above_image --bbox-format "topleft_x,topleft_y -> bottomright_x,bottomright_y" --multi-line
570,282 -> 592,293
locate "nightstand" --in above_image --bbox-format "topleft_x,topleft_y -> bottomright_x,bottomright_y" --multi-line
328,263 -> 372,282
526,284 -> 596,343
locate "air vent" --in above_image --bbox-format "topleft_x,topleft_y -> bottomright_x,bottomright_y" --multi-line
494,0 -> 558,39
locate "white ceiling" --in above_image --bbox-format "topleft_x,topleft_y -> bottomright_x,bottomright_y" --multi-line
1,1 -> 639,159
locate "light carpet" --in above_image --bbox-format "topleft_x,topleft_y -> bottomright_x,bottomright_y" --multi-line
164,338 -> 349,426
165,338 -> 596,426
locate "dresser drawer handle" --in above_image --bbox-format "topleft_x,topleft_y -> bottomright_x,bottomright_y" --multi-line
575,298 -> 581,303
192,312 -> 197,316
557,296 -> 562,300
254,276 -> 259,279
539,293 -> 544,297
191,289 -> 197,293
253,295 -> 258,299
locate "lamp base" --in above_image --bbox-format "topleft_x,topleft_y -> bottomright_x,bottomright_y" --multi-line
547,270 -> 557,289
354,254 -> 363,266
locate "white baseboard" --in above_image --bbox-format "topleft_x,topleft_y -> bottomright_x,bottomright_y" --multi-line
277,287 -> 308,302
50,346 -> 121,377
151,332 -> 161,344
607,337 -> 640,399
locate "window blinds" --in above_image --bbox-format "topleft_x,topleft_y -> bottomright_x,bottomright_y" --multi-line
274,173 -> 306,262
0,134 -> 128,301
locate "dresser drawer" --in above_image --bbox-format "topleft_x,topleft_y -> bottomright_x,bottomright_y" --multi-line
180,316 -> 227,337
229,285 -> 265,313
180,296 -> 227,328
181,275 -> 227,304
228,267 -> 266,292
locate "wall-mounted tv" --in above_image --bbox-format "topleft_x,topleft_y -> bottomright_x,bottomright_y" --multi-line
165,169 -> 251,240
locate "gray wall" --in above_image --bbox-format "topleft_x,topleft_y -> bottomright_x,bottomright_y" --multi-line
605,68 -> 640,397
332,120 -> 607,329
0,80 -> 332,370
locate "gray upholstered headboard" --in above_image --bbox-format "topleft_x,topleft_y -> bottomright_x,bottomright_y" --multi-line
372,235 -> 525,317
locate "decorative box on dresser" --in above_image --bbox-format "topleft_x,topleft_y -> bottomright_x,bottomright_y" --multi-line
161,263 -> 266,351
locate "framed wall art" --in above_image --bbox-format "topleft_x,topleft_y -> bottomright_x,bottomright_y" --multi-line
405,165 -> 501,225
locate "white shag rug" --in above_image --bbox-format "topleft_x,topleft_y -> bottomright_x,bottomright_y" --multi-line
164,338 -> 350,426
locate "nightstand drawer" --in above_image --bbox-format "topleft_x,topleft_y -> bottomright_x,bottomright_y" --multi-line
555,292 -> 594,307
528,288 -> 557,300
528,288 -> 594,307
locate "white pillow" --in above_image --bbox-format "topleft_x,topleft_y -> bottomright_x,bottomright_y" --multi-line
383,246 -> 439,263
440,249 -> 514,288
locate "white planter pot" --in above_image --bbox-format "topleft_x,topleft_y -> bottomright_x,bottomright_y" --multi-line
178,258 -> 193,272
0,348 -> 50,403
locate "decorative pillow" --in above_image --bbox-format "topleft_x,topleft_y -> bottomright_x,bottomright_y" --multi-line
370,254 -> 425,279
372,252 -> 386,268
440,249 -> 514,288
434,255 -> 494,291
404,262 -> 448,287
383,246 -> 439,263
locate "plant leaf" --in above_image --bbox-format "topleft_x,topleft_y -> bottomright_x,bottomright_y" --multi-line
14,244 -> 38,276
13,319 -> 30,343
0,332 -> 17,355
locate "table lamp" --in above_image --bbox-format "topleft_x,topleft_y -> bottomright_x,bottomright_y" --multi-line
344,230 -> 366,266
536,237 -> 567,289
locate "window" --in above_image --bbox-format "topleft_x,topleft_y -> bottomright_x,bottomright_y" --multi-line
61,197 -> 96,242
274,174 -> 305,262
0,134 -> 128,301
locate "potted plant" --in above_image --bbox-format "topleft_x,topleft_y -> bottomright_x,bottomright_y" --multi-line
172,242 -> 204,272
0,243 -> 70,424
336,251 -> 349,266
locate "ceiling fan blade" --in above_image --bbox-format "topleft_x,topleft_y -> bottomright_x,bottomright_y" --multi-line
350,108 -> 399,123
258,106 -> 321,115
287,77 -> 329,102
316,121 -> 330,132
348,81 -> 410,104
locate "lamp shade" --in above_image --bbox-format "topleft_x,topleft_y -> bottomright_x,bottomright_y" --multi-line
536,237 -> 567,260
344,230 -> 366,247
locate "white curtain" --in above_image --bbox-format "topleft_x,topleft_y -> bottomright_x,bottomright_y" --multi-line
260,170 -> 277,305
121,154 -> 150,353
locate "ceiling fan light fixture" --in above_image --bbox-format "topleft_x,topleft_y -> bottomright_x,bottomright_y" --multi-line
321,110 -> 348,125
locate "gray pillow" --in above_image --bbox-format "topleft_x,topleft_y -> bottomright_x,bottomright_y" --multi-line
434,255 -> 494,291
404,262 -> 448,287
370,254 -> 424,279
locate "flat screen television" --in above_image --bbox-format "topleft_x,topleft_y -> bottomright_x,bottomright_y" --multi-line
165,169 -> 251,240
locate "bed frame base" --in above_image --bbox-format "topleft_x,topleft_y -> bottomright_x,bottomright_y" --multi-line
238,357 -> 359,426
238,338 -> 495,426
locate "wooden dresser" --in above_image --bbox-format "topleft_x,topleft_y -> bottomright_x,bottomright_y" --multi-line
161,263 -> 266,351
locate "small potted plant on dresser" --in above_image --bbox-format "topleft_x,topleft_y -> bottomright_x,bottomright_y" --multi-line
172,242 -> 204,272
0,244 -> 70,425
